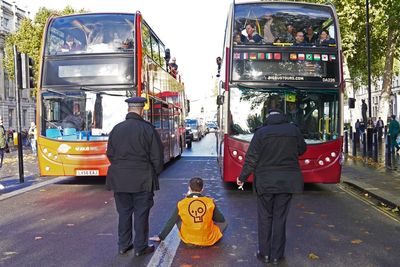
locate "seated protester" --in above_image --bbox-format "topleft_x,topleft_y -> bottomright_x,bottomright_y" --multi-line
317,30 -> 336,46
243,23 -> 263,44
149,177 -> 227,246
304,25 -> 318,44
293,31 -> 307,46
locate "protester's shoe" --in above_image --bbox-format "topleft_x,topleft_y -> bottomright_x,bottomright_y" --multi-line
118,244 -> 133,255
272,257 -> 285,265
135,244 -> 155,257
256,251 -> 270,263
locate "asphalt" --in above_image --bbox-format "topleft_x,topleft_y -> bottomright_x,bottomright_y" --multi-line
1,144 -> 399,211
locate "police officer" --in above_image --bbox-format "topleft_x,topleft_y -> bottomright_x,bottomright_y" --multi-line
106,96 -> 164,256
237,109 -> 307,265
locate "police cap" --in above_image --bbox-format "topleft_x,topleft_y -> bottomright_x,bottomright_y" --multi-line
125,97 -> 146,107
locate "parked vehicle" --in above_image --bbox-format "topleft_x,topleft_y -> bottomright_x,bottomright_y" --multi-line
205,121 -> 218,134
185,119 -> 203,141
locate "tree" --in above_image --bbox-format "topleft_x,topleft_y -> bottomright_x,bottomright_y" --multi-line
3,6 -> 87,95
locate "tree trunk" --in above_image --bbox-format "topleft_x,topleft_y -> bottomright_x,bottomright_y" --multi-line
378,25 -> 398,122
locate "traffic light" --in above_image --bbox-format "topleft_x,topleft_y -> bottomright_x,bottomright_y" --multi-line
21,53 -> 35,89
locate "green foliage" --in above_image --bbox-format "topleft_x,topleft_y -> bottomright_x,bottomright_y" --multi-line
3,6 -> 87,94
304,0 -> 400,89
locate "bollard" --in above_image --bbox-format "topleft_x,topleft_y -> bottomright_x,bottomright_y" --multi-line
349,126 -> 353,140
352,132 -> 357,156
386,134 -> 391,168
344,131 -> 348,154
362,132 -> 367,157
372,133 -> 378,162
366,128 -> 373,156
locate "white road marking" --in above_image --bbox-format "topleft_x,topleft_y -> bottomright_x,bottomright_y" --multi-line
147,225 -> 181,267
0,176 -> 72,201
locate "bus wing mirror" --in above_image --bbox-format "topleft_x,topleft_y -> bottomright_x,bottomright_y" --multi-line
216,57 -> 222,77
217,95 -> 224,106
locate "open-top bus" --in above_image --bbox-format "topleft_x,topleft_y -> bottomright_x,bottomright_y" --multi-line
37,12 -> 186,176
217,1 -> 344,183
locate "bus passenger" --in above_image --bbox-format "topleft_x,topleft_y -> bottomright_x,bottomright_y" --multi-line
244,23 -> 262,44
233,32 -> 244,45
293,31 -> 306,46
304,26 -> 318,44
59,34 -> 81,52
317,30 -> 336,46
282,23 -> 296,43
149,177 -> 227,246
169,57 -> 179,78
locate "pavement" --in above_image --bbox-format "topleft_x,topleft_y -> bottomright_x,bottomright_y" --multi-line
1,145 -> 399,211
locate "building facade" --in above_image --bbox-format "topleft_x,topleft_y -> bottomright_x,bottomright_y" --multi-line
345,77 -> 400,127
0,0 -> 35,133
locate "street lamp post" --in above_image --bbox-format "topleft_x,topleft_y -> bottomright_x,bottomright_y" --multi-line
366,0 -> 372,119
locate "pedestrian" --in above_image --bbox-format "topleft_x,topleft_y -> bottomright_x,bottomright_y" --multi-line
236,108 -> 307,265
388,114 -> 400,153
0,117 -> 6,168
149,177 -> 227,246
28,122 -> 37,156
376,117 -> 384,139
106,96 -> 164,256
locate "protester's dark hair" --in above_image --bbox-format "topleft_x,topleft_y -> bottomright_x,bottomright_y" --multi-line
189,177 -> 203,192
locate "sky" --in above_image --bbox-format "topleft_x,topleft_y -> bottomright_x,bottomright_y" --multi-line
16,0 -> 232,119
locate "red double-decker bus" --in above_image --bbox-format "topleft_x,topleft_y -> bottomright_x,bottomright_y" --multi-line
216,1 -> 344,183
37,12 -> 187,176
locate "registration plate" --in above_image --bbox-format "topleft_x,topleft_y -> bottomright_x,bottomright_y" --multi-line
76,170 -> 99,176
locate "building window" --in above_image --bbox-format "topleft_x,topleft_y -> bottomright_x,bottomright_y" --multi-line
8,109 -> 13,128
22,109 -> 27,128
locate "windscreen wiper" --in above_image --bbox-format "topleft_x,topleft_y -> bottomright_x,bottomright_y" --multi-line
44,89 -> 84,99
79,86 -> 126,97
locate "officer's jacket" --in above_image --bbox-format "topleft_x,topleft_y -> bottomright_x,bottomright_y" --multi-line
239,113 -> 307,194
106,112 -> 164,192
177,195 -> 223,246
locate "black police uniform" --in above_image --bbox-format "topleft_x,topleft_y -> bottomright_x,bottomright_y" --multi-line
238,109 -> 307,263
106,97 -> 164,254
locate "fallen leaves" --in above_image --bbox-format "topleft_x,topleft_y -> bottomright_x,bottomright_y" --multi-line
34,236 -> 43,240
308,252 -> 320,260
351,239 -> 363,244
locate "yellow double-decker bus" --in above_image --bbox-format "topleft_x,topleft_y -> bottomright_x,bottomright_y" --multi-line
37,12 -> 187,176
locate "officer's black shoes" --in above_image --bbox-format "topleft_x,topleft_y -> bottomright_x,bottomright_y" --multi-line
118,244 -> 133,255
135,244 -> 155,257
256,251 -> 270,263
272,257 -> 285,265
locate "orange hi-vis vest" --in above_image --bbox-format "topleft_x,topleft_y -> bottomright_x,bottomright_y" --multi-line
177,196 -> 223,246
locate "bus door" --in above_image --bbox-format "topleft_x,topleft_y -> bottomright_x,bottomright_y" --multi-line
170,107 -> 180,157
161,104 -> 171,161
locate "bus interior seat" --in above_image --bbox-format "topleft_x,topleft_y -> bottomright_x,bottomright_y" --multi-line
46,128 -> 62,139
62,128 -> 77,140
63,128 -> 77,136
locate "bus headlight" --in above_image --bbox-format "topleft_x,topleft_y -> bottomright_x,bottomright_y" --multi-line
232,150 -> 238,156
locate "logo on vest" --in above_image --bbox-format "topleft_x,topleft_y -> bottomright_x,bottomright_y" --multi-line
188,200 -> 207,223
